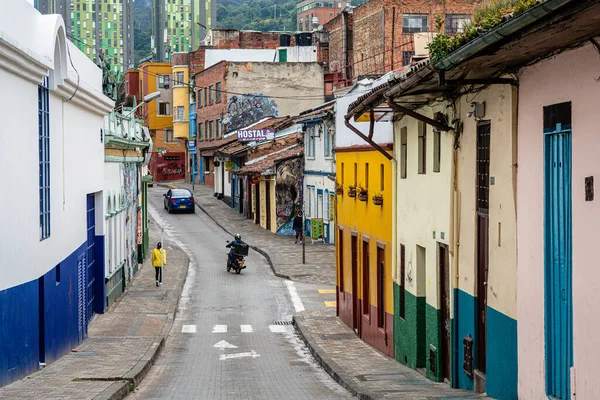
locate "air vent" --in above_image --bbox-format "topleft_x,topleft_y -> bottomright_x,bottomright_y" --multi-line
463,335 -> 474,377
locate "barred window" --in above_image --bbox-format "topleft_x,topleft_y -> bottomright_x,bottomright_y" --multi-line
39,76 -> 51,240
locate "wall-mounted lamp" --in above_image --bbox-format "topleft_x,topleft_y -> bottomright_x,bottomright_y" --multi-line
467,101 -> 486,119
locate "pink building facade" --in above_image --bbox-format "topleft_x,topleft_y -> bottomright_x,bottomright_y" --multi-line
517,42 -> 600,400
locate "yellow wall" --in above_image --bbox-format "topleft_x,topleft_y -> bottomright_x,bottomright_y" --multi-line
336,149 -> 394,315
139,62 -> 172,131
172,64 -> 190,139
457,85 -> 518,319
393,104 -> 454,310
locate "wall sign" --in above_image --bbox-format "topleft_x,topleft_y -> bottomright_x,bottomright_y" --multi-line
237,128 -> 275,142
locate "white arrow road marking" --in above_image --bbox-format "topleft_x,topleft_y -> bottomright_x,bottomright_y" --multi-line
240,325 -> 254,333
269,325 -> 289,333
219,350 -> 260,361
212,324 -> 227,333
213,340 -> 238,350
286,281 -> 305,312
182,325 -> 197,333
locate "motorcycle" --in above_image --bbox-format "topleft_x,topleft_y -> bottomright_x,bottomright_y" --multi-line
226,240 -> 248,274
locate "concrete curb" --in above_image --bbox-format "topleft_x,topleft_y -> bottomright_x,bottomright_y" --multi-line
93,381 -> 130,400
156,183 -> 291,280
293,315 -> 382,400
122,337 -> 165,388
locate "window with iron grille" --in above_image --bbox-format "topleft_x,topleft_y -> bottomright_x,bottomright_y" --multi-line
175,106 -> 185,121
216,82 -> 222,102
198,122 -> 203,139
39,76 -> 50,240
418,121 -> 426,174
400,127 -> 407,178
445,14 -> 470,35
402,51 -> 414,66
402,14 -> 428,33
476,121 -> 490,215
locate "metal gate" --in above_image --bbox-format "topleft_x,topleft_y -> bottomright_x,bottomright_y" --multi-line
77,253 -> 87,343
544,103 -> 573,400
86,194 -> 96,322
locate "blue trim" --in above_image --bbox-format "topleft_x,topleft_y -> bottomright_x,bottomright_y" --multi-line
304,170 -> 331,176
454,289 -> 518,400
486,306 -> 518,400
93,235 -> 105,314
0,241 -> 89,387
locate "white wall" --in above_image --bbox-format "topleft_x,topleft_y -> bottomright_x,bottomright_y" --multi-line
0,2 -> 112,291
335,78 -> 393,148
275,45 -> 318,62
205,49 -> 276,69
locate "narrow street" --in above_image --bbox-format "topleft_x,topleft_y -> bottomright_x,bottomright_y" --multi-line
130,188 -> 353,399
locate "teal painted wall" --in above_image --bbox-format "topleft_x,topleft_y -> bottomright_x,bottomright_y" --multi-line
486,305 -> 518,400
456,289 -> 476,391
393,283 -> 426,368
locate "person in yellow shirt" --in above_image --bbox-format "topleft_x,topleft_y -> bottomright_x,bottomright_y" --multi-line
152,242 -> 166,287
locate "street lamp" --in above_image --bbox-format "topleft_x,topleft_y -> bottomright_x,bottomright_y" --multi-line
123,91 -> 162,118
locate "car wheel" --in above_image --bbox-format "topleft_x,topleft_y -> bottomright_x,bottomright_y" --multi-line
167,206 -> 172,214
164,202 -> 167,210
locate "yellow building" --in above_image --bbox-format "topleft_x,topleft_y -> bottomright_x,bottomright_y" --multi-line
336,145 -> 394,357
139,62 -> 185,181
172,55 -> 190,140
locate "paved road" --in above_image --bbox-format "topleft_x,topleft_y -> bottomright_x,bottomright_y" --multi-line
130,188 -> 352,399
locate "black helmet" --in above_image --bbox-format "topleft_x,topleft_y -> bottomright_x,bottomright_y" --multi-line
235,234 -> 241,241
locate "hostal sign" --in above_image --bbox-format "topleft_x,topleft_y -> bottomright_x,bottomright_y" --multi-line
237,128 -> 275,142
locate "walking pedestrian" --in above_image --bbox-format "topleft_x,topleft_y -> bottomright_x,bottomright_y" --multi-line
293,210 -> 303,244
152,242 -> 166,287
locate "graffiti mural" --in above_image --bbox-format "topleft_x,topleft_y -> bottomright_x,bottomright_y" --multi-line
149,153 -> 186,181
275,157 -> 302,235
223,94 -> 278,132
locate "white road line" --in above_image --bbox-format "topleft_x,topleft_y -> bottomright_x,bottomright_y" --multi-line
219,350 -> 260,361
269,325 -> 289,333
212,324 -> 227,333
182,325 -> 197,333
240,325 -> 254,333
286,280 -> 305,313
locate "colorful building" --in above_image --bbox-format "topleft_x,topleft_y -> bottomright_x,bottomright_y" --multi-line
296,102 -> 336,243
139,61 -> 186,182
0,2 -> 113,386
35,0 -> 134,72
171,52 -> 194,182
335,76 -> 395,357
151,0 -> 215,62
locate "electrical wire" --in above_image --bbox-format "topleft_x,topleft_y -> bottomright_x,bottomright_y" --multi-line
64,40 -> 81,102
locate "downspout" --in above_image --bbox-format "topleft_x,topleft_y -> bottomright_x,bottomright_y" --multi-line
450,110 -> 461,389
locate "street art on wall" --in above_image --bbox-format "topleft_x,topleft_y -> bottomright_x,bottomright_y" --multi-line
223,94 -> 278,132
149,153 -> 186,182
275,157 -> 302,235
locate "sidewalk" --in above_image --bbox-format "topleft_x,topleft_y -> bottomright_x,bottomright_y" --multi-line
0,218 -> 189,400
160,181 -> 491,400
158,181 -> 336,286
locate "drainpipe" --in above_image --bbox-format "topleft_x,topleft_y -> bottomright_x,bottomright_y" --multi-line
450,111 -> 462,389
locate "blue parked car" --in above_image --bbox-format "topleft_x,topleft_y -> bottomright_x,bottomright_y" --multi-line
164,189 -> 195,214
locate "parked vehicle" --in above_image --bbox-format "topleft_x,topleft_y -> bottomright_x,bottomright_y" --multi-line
226,235 -> 249,274
164,189 -> 195,213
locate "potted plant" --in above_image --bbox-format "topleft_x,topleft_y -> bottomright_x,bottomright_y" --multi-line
348,185 -> 356,198
335,182 -> 343,195
372,192 -> 383,206
358,186 -> 368,202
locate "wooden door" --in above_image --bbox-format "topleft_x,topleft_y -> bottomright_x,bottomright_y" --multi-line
439,244 -> 450,381
362,239 -> 370,317
265,180 -> 271,231
255,183 -> 261,225
476,121 -> 490,373
351,234 -> 359,332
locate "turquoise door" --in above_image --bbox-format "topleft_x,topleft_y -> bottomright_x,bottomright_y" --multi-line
543,102 -> 573,400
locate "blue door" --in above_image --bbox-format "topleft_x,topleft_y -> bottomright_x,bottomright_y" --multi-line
544,102 -> 573,400
86,194 -> 96,322
77,253 -> 87,343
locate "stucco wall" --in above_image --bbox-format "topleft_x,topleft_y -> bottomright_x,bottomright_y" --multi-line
226,62 -> 325,119
517,42 -> 600,400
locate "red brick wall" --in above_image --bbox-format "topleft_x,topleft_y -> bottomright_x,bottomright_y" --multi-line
325,0 -> 481,80
208,29 -> 295,50
298,7 -> 341,31
195,61 -> 228,142
171,52 -> 189,66
324,11 -> 353,87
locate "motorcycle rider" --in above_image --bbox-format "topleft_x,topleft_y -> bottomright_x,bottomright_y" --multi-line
226,234 -> 245,266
